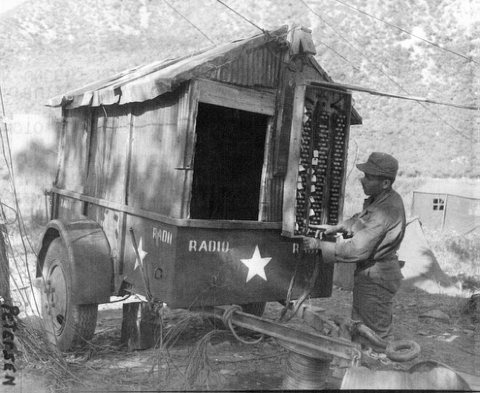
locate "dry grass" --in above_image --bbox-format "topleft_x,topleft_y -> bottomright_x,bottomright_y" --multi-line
13,309 -> 228,391
183,329 -> 227,389
15,318 -> 90,392
140,310 -> 228,389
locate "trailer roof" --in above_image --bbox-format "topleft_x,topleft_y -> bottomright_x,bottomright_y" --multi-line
47,25 -> 362,124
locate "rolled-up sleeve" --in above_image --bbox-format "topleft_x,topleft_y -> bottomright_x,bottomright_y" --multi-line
334,212 -> 387,263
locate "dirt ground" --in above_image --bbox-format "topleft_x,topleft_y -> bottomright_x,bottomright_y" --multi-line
10,283 -> 480,392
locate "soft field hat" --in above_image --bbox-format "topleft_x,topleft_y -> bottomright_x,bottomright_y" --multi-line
356,152 -> 398,178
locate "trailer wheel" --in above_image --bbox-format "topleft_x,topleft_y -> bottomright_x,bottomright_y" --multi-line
41,238 -> 98,351
242,302 -> 266,317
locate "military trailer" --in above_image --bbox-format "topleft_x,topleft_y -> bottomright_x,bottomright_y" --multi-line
37,25 -> 361,350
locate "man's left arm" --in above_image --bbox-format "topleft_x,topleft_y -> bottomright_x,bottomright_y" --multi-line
303,212 -> 387,264
334,218 -> 386,263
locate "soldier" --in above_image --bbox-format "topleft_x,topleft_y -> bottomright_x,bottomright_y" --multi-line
303,152 -> 406,342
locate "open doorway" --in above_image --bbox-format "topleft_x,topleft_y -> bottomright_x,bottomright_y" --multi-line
190,103 -> 269,220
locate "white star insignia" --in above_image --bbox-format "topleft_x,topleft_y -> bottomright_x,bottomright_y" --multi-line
134,237 -> 148,270
240,245 -> 272,283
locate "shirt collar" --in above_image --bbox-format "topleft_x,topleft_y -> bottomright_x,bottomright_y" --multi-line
364,188 -> 393,208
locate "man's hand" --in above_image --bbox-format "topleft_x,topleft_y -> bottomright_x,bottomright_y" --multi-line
314,224 -> 354,239
302,237 -> 337,263
302,237 -> 321,250
309,224 -> 343,235
323,225 -> 339,235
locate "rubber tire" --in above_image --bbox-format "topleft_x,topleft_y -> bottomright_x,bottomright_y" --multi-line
386,339 -> 421,362
242,302 -> 266,317
41,238 -> 98,351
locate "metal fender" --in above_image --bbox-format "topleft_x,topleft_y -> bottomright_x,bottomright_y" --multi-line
37,218 -> 113,305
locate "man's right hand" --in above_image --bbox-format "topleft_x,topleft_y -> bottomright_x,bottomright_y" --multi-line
309,223 -> 350,238
308,224 -> 338,233
322,224 -> 340,235
316,224 -> 346,235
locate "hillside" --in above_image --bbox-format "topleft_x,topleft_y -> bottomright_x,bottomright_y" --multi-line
0,0 -> 479,177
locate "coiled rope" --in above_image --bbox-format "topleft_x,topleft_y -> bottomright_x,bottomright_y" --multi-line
221,305 -> 264,345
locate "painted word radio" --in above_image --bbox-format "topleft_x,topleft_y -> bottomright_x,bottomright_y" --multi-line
189,240 -> 230,253
152,227 -> 173,246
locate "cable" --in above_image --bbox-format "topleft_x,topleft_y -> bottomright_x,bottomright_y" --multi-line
216,0 -> 266,34
0,84 -> 41,316
300,0 -> 477,140
0,197 -> 37,315
0,87 -> 37,255
329,0 -> 479,65
0,214 -> 26,290
108,294 -> 131,303
0,131 -> 40,260
316,41 -> 361,72
0,202 -> 18,225
299,0 -> 475,142
8,269 -> 30,311
312,80 -> 480,111
346,138 -> 359,182
162,0 -> 216,45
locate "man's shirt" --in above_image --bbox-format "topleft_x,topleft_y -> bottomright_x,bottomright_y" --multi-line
335,188 -> 406,281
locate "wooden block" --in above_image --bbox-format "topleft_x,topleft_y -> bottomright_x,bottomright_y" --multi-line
120,302 -> 158,351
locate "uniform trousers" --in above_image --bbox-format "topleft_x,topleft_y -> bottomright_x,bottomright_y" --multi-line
351,272 -> 401,339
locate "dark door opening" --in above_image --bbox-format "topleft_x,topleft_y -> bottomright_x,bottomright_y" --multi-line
190,103 -> 268,220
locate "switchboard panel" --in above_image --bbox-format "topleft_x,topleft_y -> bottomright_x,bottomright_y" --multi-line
283,85 -> 351,237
